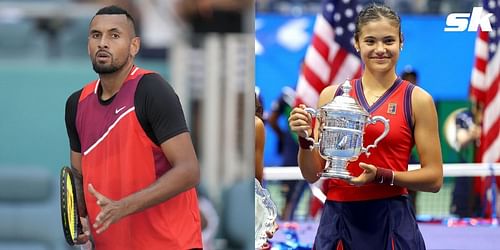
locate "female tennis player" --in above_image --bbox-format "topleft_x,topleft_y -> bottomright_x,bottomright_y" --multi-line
288,4 -> 443,249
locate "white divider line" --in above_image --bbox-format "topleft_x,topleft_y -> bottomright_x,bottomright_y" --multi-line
264,163 -> 500,181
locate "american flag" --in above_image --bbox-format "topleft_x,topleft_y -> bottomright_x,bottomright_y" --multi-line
470,0 -> 500,163
294,0 -> 363,108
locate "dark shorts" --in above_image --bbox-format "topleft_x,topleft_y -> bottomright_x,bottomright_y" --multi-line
313,196 -> 426,250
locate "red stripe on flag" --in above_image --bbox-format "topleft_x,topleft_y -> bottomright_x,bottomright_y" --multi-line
328,49 -> 348,84
303,64 -> 327,94
312,35 -> 330,60
478,29 -> 489,40
470,86 -> 486,101
475,57 -> 487,73
483,74 -> 500,106
482,119 -> 500,158
354,66 -> 362,79
295,96 -> 305,106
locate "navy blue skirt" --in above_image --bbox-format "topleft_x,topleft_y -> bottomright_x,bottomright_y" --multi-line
313,196 -> 426,250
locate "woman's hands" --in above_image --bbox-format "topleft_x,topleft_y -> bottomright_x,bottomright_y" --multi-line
349,162 -> 377,185
288,104 -> 313,138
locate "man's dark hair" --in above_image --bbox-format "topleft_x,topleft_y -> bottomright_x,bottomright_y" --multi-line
92,5 -> 137,35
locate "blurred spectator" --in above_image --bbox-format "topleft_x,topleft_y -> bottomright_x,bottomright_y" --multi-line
80,0 -> 181,59
134,0 -> 185,59
35,17 -> 66,58
256,92 -> 265,183
269,87 -> 296,161
256,86 -> 265,119
256,0 -> 274,12
197,189 -> 220,250
176,0 -> 253,34
268,86 -> 307,221
427,0 -> 477,14
77,0 -> 141,27
385,0 -> 426,13
450,107 -> 482,218
455,110 -> 481,161
401,66 -> 418,85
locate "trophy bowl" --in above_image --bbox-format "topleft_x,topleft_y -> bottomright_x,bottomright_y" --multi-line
255,179 -> 277,248
304,80 -> 390,180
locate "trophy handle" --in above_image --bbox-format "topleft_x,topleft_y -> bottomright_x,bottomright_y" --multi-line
362,116 -> 390,156
304,107 -> 317,117
303,108 -> 319,149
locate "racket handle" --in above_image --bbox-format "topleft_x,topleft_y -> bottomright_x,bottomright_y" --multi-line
80,241 -> 92,250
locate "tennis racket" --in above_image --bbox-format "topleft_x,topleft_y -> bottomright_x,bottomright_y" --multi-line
60,166 -> 82,246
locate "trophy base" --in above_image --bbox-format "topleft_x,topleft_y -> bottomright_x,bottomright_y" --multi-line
319,170 -> 352,180
318,159 -> 352,180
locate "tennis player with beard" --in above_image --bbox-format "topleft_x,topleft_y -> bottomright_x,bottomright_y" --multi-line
64,5 -> 202,250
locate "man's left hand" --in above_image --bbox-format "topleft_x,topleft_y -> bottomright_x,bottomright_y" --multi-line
88,184 -> 128,234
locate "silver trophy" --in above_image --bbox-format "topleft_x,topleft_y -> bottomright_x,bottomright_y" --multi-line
255,179 -> 277,249
304,80 -> 390,180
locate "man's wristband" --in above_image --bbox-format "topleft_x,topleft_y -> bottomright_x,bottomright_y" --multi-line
374,167 -> 394,186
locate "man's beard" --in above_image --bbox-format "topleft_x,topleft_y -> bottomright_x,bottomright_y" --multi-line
92,58 -> 126,74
